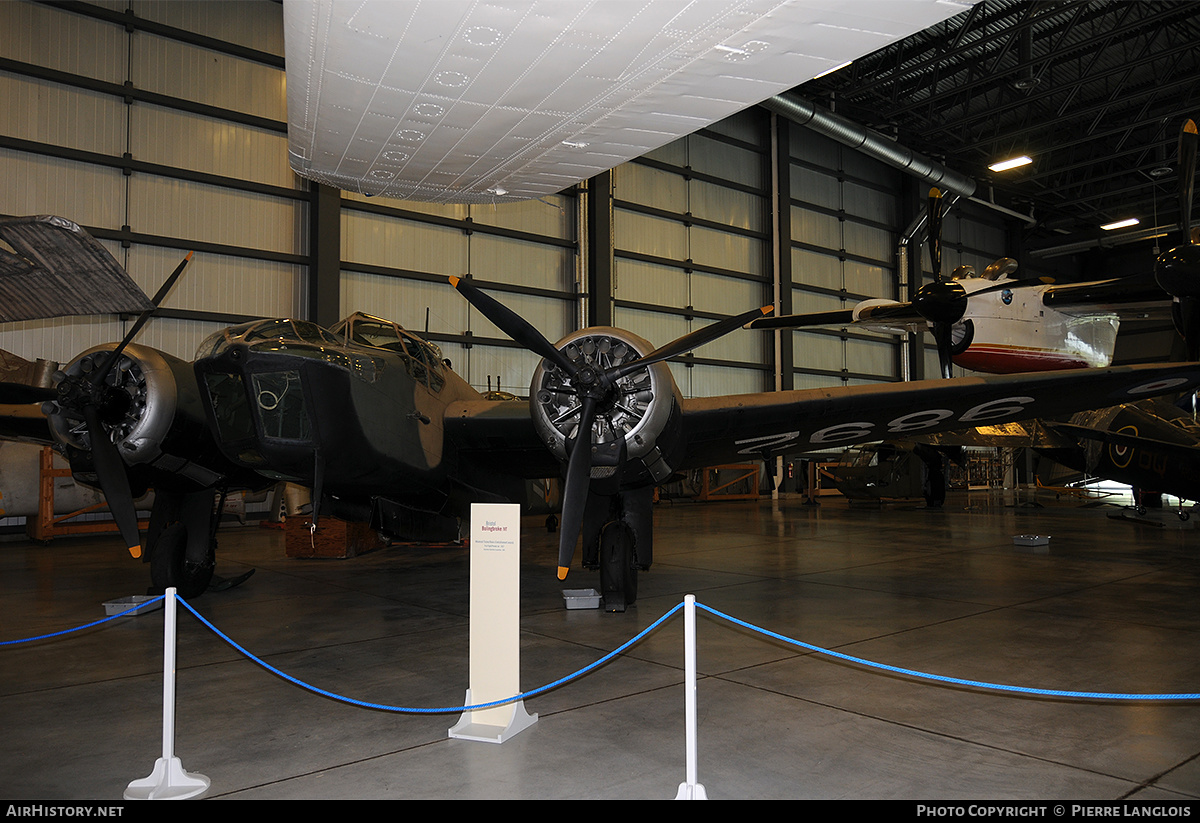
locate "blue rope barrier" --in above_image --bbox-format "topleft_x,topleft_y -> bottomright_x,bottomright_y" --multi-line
0,595 -> 166,645
7,593 -> 1198,704
175,595 -> 684,714
695,602 -> 1200,701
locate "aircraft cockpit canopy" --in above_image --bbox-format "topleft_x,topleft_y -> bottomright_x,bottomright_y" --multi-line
195,319 -> 345,360
328,312 -> 445,392
981,257 -> 1019,280
948,257 -> 1019,283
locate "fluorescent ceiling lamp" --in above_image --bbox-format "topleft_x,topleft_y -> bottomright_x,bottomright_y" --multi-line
1100,218 -> 1139,231
988,155 -> 1032,172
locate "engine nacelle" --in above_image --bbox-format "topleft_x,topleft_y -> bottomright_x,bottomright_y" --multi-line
530,328 -> 684,486
45,343 -> 222,489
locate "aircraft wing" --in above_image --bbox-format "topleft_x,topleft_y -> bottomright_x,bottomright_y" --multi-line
676,362 -> 1200,467
1045,421 -> 1200,455
283,0 -> 966,203
0,216 -> 154,322
0,403 -> 54,445
1041,272 -> 1172,320
909,420 -> 1080,450
748,300 -> 924,334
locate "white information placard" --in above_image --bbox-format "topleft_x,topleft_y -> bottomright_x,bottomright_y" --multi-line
449,503 -> 537,743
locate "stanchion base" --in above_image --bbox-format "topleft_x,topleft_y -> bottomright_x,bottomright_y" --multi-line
449,690 -> 538,743
124,756 -> 210,800
675,781 -> 708,799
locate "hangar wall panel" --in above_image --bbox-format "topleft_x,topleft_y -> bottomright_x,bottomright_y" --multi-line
614,210 -> 688,261
0,151 -> 126,227
0,76 -> 126,153
0,317 -> 126,368
128,176 -> 299,254
339,184 -> 579,393
130,107 -> 294,186
0,1 -> 127,80
133,0 -> 285,52
341,210 -> 469,275
787,127 -> 902,389
0,0 -> 300,367
610,108 -> 771,399
615,164 -> 687,210
472,194 -> 574,237
613,259 -> 688,309
470,235 -> 574,291
126,246 -> 301,320
133,35 -> 287,120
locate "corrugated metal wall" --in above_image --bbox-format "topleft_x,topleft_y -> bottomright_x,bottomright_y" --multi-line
787,128 -> 902,390
611,110 -> 772,398
338,191 -> 578,395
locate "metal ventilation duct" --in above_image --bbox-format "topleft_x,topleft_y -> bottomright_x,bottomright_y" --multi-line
763,92 -> 977,198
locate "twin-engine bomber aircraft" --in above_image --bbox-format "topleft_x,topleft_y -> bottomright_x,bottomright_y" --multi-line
193,279 -> 1200,611
7,217 -> 1200,609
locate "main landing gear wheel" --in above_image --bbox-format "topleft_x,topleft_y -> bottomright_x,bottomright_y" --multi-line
599,520 -> 638,613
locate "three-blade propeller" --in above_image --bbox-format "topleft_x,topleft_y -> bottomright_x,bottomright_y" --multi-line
747,187 -> 969,378
26,252 -> 193,557
914,188 -> 968,379
450,275 -> 770,578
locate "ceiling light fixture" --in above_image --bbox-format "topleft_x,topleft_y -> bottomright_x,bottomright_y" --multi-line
988,155 -> 1032,173
1100,218 -> 1139,231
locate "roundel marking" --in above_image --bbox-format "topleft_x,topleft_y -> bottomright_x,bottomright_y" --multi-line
1109,425 -> 1138,468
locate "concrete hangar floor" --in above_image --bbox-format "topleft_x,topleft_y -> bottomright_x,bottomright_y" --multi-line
3,491 -> 1200,801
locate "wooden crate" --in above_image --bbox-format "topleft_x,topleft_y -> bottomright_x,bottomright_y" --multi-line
284,514 -> 386,558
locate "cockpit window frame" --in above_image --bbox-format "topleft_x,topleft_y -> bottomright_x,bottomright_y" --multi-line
330,313 -> 445,392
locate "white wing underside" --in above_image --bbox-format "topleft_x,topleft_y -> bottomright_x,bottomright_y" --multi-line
283,0 -> 967,203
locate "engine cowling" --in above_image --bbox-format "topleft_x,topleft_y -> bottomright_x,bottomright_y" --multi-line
45,343 -> 222,488
529,328 -> 684,486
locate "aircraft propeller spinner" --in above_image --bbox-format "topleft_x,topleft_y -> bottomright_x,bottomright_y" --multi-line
450,275 -> 771,579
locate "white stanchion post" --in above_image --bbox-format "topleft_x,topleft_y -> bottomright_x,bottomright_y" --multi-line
125,587 -> 210,800
675,594 -> 707,799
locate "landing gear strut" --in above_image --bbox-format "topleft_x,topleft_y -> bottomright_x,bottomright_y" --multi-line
145,488 -> 253,597
598,521 -> 637,612
581,486 -> 653,612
